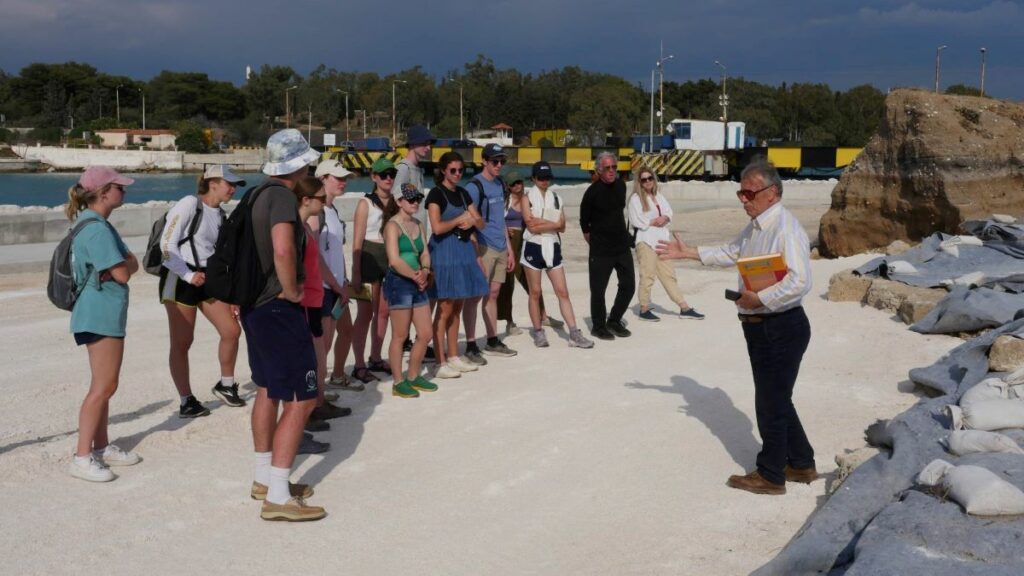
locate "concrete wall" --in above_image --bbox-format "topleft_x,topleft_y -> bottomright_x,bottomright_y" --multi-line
182,151 -> 265,171
16,146 -> 183,170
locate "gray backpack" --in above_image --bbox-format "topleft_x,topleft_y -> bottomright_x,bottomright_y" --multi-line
47,217 -> 102,311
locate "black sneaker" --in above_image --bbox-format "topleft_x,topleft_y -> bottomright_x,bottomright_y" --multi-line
311,403 -> 352,421
304,418 -> 330,432
403,338 -> 413,353
179,395 -> 211,418
607,319 -> 632,338
297,435 -> 330,455
212,382 -> 246,407
591,326 -> 616,341
638,310 -> 660,322
464,344 -> 488,366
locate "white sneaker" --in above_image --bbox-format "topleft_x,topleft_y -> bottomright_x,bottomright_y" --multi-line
69,456 -> 115,482
94,444 -> 140,467
450,356 -> 478,372
506,321 -> 523,336
435,363 -> 462,379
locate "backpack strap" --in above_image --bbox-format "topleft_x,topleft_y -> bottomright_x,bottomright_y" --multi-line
69,216 -> 104,288
468,178 -> 488,222
179,196 -> 205,270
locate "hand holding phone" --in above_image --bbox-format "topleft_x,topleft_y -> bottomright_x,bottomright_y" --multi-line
724,289 -> 742,301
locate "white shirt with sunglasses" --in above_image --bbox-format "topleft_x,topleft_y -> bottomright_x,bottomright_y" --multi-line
697,201 -> 812,315
628,192 -> 673,249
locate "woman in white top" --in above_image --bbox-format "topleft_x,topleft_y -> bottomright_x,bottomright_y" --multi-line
159,165 -> 245,417
627,167 -> 703,322
350,157 -> 396,383
313,160 -> 358,393
520,161 -> 593,349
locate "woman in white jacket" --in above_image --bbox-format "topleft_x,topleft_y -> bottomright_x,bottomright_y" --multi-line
159,165 -> 245,417
628,167 -> 704,322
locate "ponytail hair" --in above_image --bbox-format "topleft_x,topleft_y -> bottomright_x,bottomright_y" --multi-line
65,183 -> 107,221
380,196 -> 400,236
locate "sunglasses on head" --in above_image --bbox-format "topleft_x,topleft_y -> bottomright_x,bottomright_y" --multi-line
447,167 -> 464,175
377,170 -> 397,180
736,183 -> 774,202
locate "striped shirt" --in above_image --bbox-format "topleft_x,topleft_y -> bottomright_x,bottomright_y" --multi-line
697,202 -> 811,314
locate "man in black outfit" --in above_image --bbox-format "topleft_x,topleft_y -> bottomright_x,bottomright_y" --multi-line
579,152 -> 635,340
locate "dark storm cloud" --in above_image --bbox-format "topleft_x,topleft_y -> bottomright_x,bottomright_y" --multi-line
0,0 -> 1021,98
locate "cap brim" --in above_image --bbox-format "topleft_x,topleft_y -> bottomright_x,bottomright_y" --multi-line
113,175 -> 135,186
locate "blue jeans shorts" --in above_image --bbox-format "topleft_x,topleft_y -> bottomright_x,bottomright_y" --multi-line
383,270 -> 428,310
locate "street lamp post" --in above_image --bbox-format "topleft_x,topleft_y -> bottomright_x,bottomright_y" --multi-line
138,88 -> 146,131
980,47 -> 987,97
934,45 -> 948,93
649,68 -> 656,153
715,60 -> 729,148
116,84 -> 122,126
335,89 -> 349,143
447,77 -> 464,141
392,80 -> 407,144
656,50 -> 674,131
285,85 -> 298,128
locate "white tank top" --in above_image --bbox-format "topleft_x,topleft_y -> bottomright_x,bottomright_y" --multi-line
362,195 -> 384,242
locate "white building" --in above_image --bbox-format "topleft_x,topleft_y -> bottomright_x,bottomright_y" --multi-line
667,119 -> 745,151
95,129 -> 177,150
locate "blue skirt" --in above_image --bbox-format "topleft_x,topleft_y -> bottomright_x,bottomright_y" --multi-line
427,233 -> 489,300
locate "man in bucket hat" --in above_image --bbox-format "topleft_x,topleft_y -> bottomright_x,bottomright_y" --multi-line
393,125 -> 434,226
243,129 -> 327,521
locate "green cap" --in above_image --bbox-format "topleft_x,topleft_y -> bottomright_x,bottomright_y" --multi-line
371,157 -> 395,174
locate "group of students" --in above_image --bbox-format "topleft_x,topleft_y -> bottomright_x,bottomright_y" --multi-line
60,126 -> 703,520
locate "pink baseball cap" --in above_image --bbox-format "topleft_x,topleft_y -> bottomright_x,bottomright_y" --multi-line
79,166 -> 135,192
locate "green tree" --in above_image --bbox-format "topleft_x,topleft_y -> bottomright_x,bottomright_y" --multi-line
945,84 -> 982,97
174,120 -> 209,153
568,78 -> 643,145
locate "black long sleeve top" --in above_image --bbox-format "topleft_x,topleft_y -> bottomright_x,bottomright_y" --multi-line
579,178 -> 632,256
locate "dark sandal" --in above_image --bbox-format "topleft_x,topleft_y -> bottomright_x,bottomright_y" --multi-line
367,359 -> 392,375
351,367 -> 379,383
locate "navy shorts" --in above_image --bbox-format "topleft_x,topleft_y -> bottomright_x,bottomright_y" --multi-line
383,270 -> 428,310
240,299 -> 318,402
304,305 -> 324,338
521,241 -> 563,270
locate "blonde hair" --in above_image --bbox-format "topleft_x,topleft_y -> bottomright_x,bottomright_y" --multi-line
631,167 -> 658,213
65,183 -> 112,221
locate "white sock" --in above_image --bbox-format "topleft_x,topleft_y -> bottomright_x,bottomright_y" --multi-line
74,455 -> 92,466
220,376 -> 235,387
267,466 -> 291,505
253,452 -> 272,486
180,395 -> 191,407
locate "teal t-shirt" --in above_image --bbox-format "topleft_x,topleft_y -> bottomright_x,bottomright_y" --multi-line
69,209 -> 130,337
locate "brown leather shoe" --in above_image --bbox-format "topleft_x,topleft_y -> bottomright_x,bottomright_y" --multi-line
784,465 -> 819,484
250,481 -> 314,501
260,497 -> 326,522
726,470 -> 786,495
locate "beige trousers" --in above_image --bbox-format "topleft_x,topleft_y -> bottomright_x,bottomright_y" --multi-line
635,242 -> 686,309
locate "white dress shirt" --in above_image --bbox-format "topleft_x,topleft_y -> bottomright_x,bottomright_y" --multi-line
697,201 -> 811,314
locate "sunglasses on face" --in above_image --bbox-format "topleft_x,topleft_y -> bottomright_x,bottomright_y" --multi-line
377,170 -> 397,180
599,165 -> 617,173
639,175 -> 655,183
534,176 -> 552,182
487,158 -> 506,166
403,196 -> 423,204
311,194 -> 327,202
447,167 -> 464,175
736,183 -> 774,202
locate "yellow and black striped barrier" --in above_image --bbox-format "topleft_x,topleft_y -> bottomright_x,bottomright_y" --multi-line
632,150 -> 705,177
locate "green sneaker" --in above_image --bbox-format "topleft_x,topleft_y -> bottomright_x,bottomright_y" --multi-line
410,375 -> 439,393
392,380 -> 420,398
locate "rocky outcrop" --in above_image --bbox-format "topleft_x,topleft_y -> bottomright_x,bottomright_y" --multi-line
819,89 -> 1024,257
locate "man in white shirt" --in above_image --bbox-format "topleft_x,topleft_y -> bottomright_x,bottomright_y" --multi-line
657,160 -> 816,496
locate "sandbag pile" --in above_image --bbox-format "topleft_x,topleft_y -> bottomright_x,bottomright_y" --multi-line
754,320 -> 1024,576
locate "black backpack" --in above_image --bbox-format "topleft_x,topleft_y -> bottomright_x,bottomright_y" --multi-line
142,197 -> 208,276
47,217 -> 102,311
204,182 -> 273,307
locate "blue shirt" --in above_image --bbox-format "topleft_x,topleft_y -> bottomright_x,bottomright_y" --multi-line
468,176 -> 507,251
70,209 -> 130,337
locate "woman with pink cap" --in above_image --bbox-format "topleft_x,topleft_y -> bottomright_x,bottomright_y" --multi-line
65,166 -> 141,482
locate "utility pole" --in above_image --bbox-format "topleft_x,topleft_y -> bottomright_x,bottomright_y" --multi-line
934,45 -> 947,93
980,47 -> 987,96
448,77 -> 464,141
307,103 -> 312,143
656,43 -> 674,132
138,88 -> 146,131
285,85 -> 298,128
336,89 -> 349,143
392,80 -> 407,143
649,68 -> 655,152
715,60 -> 729,148
116,85 -> 122,126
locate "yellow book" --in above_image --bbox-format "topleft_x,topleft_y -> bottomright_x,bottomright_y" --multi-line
346,283 -> 372,302
736,253 -> 787,292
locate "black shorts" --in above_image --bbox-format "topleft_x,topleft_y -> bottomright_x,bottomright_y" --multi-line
159,268 -> 211,307
304,305 -> 324,338
73,332 -> 124,346
521,241 -> 563,270
240,299 -> 318,402
359,241 -> 388,283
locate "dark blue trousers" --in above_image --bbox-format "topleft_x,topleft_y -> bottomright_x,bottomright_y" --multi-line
741,306 -> 814,485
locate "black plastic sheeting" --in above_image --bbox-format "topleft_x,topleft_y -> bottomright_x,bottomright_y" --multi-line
754,320 -> 1024,576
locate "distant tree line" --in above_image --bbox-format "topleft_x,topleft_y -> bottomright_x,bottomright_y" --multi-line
0,56 -> 909,150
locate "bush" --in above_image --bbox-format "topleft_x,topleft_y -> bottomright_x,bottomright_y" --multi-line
0,128 -> 12,143
174,120 -> 210,153
26,127 -> 62,144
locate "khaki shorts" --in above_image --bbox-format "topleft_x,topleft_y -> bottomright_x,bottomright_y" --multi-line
477,245 -> 508,284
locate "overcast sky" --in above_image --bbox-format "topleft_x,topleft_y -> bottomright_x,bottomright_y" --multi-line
2,0 -> 1021,99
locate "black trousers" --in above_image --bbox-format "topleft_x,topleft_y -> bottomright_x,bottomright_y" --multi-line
588,250 -> 635,329
741,306 -> 814,485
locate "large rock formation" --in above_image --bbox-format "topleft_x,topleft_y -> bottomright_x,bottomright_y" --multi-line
818,89 -> 1024,257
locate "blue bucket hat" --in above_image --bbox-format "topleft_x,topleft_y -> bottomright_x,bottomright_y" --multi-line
406,125 -> 435,146
263,129 -> 320,176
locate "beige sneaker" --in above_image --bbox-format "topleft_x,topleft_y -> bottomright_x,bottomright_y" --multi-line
435,363 -> 462,379
449,356 -> 478,372
260,497 -> 326,522
250,481 -> 314,501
